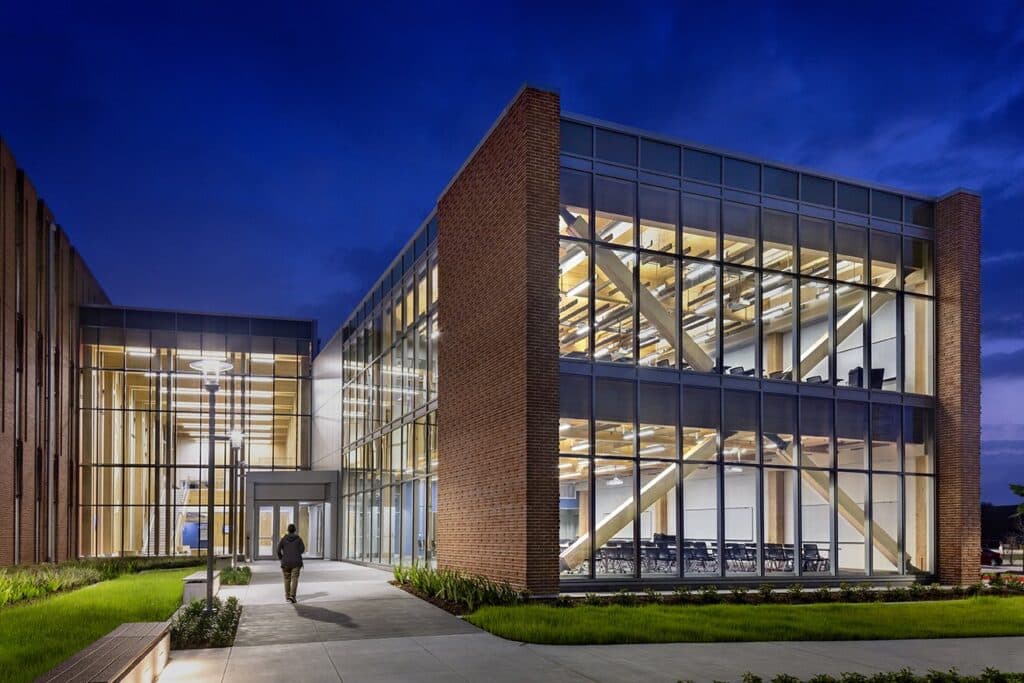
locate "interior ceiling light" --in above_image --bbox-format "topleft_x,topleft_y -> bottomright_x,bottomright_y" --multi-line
606,476 -> 624,487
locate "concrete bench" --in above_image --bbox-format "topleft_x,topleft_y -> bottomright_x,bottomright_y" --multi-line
182,570 -> 220,605
35,621 -> 170,683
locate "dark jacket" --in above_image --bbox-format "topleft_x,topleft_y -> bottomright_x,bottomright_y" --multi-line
277,533 -> 305,569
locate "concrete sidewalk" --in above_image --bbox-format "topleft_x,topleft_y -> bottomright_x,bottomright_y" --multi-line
159,562 -> 1024,683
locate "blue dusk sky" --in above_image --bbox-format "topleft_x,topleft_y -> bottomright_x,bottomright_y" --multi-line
1,2 -> 1022,502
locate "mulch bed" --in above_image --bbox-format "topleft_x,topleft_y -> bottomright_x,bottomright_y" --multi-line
389,581 -> 469,615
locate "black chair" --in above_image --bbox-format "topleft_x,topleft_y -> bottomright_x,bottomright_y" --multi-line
848,366 -> 865,388
870,368 -> 885,389
802,543 -> 830,572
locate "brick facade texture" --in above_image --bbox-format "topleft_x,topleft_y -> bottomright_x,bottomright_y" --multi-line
935,190 -> 982,584
0,138 -> 108,566
436,87 -> 561,594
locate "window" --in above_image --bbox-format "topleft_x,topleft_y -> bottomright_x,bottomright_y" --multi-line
639,185 -> 678,253
904,475 -> 934,574
837,183 -> 869,214
723,390 -> 758,466
836,400 -> 868,469
638,254 -> 677,368
801,469 -> 832,575
798,278 -> 831,383
559,374 -> 591,455
760,273 -> 795,380
595,128 -> 637,166
799,217 -> 832,279
762,210 -> 796,272
871,190 -> 902,221
681,261 -> 718,372
801,175 -> 834,206
682,385 -> 719,460
593,247 -> 634,362
871,404 -> 900,472
904,295 -> 934,395
835,225 -> 867,284
559,169 -> 591,239
800,397 -> 833,468
595,177 -> 635,247
683,462 -> 719,575
722,268 -> 758,376
871,473 -> 900,574
595,378 -> 635,457
561,120 -> 592,157
684,148 -> 721,184
904,198 -> 934,228
764,167 -> 798,199
763,467 -> 796,574
903,407 -> 933,474
683,195 -> 719,260
762,394 -> 796,466
641,138 -> 680,175
837,472 -> 867,575
870,290 -> 898,390
835,286 -> 867,387
638,382 -> 678,457
870,231 -> 900,289
724,158 -> 759,192
902,237 -> 933,295
558,241 -> 590,359
723,202 -> 758,266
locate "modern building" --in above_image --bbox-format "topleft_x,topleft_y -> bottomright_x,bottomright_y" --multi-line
0,86 -> 981,594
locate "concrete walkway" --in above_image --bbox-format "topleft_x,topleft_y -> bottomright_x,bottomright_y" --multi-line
159,562 -> 1024,683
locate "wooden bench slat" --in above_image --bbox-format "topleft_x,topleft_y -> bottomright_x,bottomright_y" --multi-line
34,622 -> 170,683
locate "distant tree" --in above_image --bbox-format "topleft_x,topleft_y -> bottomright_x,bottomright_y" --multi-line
1013,484 -> 1024,517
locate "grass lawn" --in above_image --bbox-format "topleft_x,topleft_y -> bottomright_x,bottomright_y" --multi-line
466,596 -> 1024,645
0,568 -> 192,683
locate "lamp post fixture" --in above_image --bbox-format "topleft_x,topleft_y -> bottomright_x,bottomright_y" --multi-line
190,358 -> 233,613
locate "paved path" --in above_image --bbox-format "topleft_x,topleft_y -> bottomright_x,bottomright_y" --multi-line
159,562 -> 1024,683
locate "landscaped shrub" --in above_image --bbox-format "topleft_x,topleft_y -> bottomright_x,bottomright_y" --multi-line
0,556 -> 204,607
169,596 -> 243,649
219,566 -> 252,585
392,565 -> 526,611
738,669 -> 1024,683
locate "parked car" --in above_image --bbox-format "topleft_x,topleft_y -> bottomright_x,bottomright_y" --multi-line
982,547 -> 1003,566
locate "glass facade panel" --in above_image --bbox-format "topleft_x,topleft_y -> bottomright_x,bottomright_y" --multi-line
639,184 -> 678,254
638,254 -> 677,367
763,467 -> 796,575
681,261 -> 718,371
870,290 -> 899,391
903,237 -> 933,295
871,231 -> 900,289
560,169 -> 591,239
722,268 -> 758,375
723,202 -> 758,266
595,176 -> 635,247
762,210 -> 796,273
871,473 -> 900,574
682,194 -> 719,260
799,217 -> 832,279
836,225 -> 867,284
800,397 -> 833,468
799,279 -> 831,383
761,273 -> 795,380
904,475 -> 935,574
904,295 -> 934,395
558,240 -> 590,359
837,472 -> 867,575
593,248 -> 635,363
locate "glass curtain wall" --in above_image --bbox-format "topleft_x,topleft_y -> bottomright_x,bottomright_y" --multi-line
338,219 -> 438,568
559,119 -> 936,582
78,310 -> 313,558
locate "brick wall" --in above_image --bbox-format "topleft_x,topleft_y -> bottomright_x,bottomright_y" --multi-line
0,138 -> 108,566
436,87 -> 561,594
934,190 -> 981,584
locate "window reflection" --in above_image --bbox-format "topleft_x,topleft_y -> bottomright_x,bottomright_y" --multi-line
683,194 -> 719,259
595,176 -> 634,247
639,185 -> 678,253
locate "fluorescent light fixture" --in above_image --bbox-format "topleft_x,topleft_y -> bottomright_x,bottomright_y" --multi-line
559,423 -> 571,432
622,428 -> 655,441
566,281 -> 590,297
639,445 -> 666,455
606,476 -> 624,487
570,442 -> 590,452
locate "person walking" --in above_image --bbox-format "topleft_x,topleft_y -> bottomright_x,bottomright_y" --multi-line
277,523 -> 305,603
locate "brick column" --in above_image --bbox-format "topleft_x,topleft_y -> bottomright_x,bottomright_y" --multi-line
436,86 -> 560,595
934,189 -> 981,584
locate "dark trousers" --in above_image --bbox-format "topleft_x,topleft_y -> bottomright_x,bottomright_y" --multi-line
282,566 -> 301,600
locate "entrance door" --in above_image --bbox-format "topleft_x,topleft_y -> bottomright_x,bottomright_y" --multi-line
255,503 -> 298,560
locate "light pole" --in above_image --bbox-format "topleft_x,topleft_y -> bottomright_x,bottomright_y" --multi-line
228,429 -> 243,568
190,358 -> 232,613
